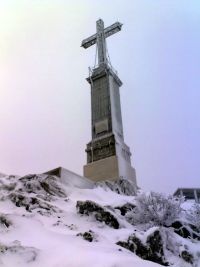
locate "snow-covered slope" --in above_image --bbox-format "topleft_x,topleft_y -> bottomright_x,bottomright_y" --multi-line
0,174 -> 199,267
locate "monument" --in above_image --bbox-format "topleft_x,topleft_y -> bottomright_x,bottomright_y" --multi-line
82,19 -> 137,187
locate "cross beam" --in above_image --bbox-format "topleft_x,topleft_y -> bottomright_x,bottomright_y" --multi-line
81,19 -> 122,66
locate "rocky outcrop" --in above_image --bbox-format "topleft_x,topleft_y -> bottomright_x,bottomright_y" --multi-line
9,192 -> 60,215
171,220 -> 200,240
0,174 -> 67,213
19,174 -> 66,198
117,229 -> 168,266
76,200 -> 120,229
0,174 -> 67,217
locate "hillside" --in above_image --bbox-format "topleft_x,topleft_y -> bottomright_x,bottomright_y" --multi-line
0,173 -> 199,267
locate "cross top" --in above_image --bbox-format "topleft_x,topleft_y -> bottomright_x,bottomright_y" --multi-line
81,19 -> 123,66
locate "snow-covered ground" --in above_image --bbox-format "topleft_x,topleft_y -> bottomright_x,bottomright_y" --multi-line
0,174 -> 199,267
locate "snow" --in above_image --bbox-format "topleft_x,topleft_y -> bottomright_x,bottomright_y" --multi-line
181,200 -> 196,211
0,173 -> 199,267
59,167 -> 94,189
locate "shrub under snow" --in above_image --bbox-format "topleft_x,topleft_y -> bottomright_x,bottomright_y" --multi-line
126,191 -> 183,227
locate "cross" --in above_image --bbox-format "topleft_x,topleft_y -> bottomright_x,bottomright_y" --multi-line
81,19 -> 122,66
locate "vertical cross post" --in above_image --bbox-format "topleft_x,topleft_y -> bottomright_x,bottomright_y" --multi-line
96,19 -> 107,65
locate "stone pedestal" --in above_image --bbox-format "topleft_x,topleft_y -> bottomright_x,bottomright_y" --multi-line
84,155 -> 136,184
84,155 -> 118,182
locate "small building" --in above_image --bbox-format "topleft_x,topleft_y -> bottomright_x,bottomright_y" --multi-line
174,188 -> 200,203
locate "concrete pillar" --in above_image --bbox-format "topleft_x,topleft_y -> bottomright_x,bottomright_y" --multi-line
180,189 -> 183,197
194,189 -> 198,203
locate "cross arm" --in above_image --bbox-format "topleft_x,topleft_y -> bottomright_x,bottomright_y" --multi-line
81,33 -> 97,49
81,21 -> 123,49
104,22 -> 123,39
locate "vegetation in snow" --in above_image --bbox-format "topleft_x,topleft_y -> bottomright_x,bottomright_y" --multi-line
125,191 -> 183,227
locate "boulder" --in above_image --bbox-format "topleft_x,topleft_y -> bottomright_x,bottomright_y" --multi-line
76,200 -> 119,229
115,203 -> 136,216
117,229 -> 168,266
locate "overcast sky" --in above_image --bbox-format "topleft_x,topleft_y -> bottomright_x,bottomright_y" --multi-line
0,0 -> 199,193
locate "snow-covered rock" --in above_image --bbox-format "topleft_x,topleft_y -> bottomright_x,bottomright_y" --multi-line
76,200 -> 120,229
117,227 -> 168,266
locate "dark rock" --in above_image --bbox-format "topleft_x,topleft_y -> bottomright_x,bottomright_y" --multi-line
117,229 -> 168,266
189,223 -> 200,233
171,221 -> 190,238
76,200 -> 119,229
171,221 -> 182,229
117,235 -> 149,257
9,193 -> 39,210
146,230 -> 167,265
180,250 -> 194,264
171,220 -> 200,240
77,230 -> 95,242
115,203 -> 136,216
0,215 -> 11,228
9,193 -> 26,208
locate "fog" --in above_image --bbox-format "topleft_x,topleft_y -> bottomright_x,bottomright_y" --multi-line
0,0 -> 199,193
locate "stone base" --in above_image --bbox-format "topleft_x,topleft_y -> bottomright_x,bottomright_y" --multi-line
84,155 -> 137,186
84,156 -> 119,182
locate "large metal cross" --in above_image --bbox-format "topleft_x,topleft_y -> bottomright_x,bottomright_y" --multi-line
81,19 -> 122,66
